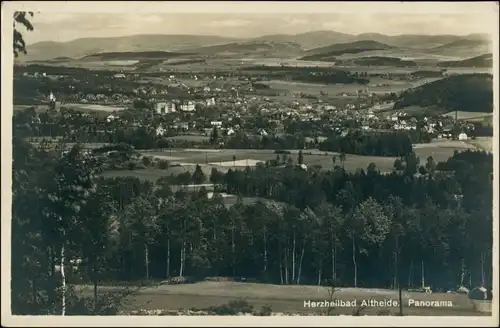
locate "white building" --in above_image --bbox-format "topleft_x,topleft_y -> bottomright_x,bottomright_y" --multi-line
155,102 -> 176,114
206,97 -> 216,106
180,101 -> 196,112
210,121 -> 223,127
156,126 -> 166,136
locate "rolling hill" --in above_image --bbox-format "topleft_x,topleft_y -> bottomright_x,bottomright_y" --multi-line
394,73 -> 493,113
300,40 -> 395,61
20,32 -> 493,62
437,53 -> 493,68
253,31 -> 491,50
427,39 -> 492,57
19,34 -> 238,62
185,41 -> 303,56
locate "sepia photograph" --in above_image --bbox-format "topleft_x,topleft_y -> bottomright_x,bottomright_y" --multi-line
1,1 -> 498,326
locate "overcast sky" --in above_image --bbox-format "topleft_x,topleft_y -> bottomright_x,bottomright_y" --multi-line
19,2 -> 498,44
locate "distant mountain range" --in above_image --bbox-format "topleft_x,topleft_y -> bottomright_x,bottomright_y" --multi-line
19,31 -> 492,62
20,34 -> 238,62
251,31 -> 491,50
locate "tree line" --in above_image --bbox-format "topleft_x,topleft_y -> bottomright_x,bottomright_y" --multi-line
318,130 -> 433,157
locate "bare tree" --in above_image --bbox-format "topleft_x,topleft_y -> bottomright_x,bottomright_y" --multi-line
323,279 -> 339,316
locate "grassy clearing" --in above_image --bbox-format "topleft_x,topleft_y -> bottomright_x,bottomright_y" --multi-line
262,80 -> 403,96
442,111 -> 493,120
62,103 -> 128,112
261,77 -> 440,97
76,281 -> 485,316
142,149 -> 397,172
103,142 -> 467,183
82,60 -> 140,66
391,105 -> 448,116
413,140 -> 475,162
466,137 -> 493,153
144,146 -> 463,173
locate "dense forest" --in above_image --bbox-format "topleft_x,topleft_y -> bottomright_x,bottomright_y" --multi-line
339,57 -> 417,67
12,137 -> 493,315
241,66 -> 369,85
318,130 -> 433,157
410,70 -> 445,78
394,74 -> 493,113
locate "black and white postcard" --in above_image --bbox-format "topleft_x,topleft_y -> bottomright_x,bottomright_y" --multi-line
2,1 -> 498,327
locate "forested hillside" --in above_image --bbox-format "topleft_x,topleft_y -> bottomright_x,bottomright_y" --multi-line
437,54 -> 493,68
394,74 -> 493,113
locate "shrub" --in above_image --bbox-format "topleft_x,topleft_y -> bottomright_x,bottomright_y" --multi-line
256,305 -> 273,316
208,299 -> 254,315
228,299 -> 254,314
142,156 -> 152,166
158,159 -> 169,170
208,304 -> 237,315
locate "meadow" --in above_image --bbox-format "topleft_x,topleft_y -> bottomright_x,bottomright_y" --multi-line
465,137 -> 493,153
100,141 -> 473,183
62,103 -> 128,112
75,281 -> 487,316
261,78 -> 438,96
442,111 -> 493,120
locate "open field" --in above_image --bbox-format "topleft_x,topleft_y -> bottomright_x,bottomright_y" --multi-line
384,105 -> 454,116
102,141 -> 472,182
147,143 -> 469,169
75,281 -> 487,316
81,60 -> 140,67
142,149 -> 399,172
261,78 -> 438,96
62,103 -> 128,112
466,137 -> 493,153
209,159 -> 264,167
442,111 -> 493,120
413,140 -> 475,161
